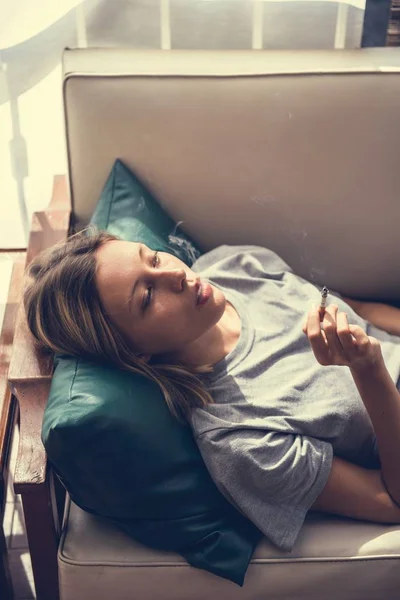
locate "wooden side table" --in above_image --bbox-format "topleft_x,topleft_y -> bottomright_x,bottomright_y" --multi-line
0,253 -> 26,600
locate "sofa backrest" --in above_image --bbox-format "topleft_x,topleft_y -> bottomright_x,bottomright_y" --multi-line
63,47 -> 400,299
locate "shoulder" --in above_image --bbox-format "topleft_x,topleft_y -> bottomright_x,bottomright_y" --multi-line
192,244 -> 293,273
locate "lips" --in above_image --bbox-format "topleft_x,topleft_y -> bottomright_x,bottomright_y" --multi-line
195,281 -> 202,305
196,280 -> 211,306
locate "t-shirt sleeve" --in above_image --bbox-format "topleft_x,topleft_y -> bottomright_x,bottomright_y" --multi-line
195,428 -> 333,551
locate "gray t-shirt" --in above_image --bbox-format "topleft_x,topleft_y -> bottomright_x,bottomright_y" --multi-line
189,245 -> 400,552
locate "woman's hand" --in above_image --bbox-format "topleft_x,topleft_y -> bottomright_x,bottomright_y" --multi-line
302,304 -> 384,371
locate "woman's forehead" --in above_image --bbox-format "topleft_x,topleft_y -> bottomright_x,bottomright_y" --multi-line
97,239 -> 140,264
96,240 -> 141,291
95,241 -> 142,305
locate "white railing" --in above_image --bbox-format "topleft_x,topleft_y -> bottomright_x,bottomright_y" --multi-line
251,0 -> 366,51
160,0 -> 172,50
156,0 -> 366,51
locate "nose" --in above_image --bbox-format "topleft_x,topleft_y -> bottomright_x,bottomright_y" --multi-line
155,267 -> 187,292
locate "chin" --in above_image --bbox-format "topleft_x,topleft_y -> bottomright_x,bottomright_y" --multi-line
210,283 -> 225,299
212,289 -> 227,317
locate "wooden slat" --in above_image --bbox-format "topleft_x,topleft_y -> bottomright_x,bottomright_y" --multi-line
8,175 -> 71,490
25,209 -> 71,280
12,381 -> 52,491
3,174 -> 71,600
9,175 -> 71,383
0,256 -> 25,438
47,174 -> 71,212
0,252 -> 28,600
22,483 -> 59,600
0,254 -> 26,508
8,297 -> 54,386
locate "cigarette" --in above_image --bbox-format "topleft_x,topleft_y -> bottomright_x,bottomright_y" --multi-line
319,286 -> 329,314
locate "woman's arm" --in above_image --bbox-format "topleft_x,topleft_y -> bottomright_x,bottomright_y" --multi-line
308,342 -> 400,519
310,455 -> 400,523
350,361 -> 400,507
342,296 -> 400,337
305,303 -> 400,514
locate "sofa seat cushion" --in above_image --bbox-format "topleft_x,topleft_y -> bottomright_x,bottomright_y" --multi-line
59,496 -> 400,600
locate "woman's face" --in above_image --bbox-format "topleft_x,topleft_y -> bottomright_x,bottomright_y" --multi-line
95,240 -> 226,358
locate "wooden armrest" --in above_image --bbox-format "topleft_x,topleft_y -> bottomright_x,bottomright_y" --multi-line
0,253 -> 26,506
8,175 -> 71,493
26,174 -> 71,266
8,302 -> 53,492
46,174 -> 70,212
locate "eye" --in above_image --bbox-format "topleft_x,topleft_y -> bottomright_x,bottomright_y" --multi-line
143,251 -> 160,310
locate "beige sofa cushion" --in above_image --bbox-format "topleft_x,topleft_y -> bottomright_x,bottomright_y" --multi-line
59,496 -> 400,600
63,47 -> 400,299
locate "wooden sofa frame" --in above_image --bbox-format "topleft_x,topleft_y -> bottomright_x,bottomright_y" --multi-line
8,175 -> 72,600
1,250 -> 26,599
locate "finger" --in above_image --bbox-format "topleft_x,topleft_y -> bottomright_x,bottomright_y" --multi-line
302,308 -> 313,334
336,312 -> 358,351
306,304 -> 331,364
302,318 -> 307,334
322,304 -> 344,357
348,324 -> 370,348
303,302 -> 324,333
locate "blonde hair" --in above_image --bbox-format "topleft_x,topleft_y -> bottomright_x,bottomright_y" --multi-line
23,226 -> 215,423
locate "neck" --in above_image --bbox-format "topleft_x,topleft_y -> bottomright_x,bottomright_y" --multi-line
162,301 -> 241,368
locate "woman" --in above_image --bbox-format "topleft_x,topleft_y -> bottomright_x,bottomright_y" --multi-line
24,226 -> 400,552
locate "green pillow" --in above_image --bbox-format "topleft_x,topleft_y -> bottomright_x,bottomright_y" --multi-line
89,158 -> 202,265
42,159 -> 262,586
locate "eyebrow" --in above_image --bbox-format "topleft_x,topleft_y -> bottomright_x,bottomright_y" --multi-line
128,244 -> 144,315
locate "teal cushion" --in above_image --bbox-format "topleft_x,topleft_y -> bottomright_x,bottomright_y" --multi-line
42,159 -> 262,586
89,158 -> 202,265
